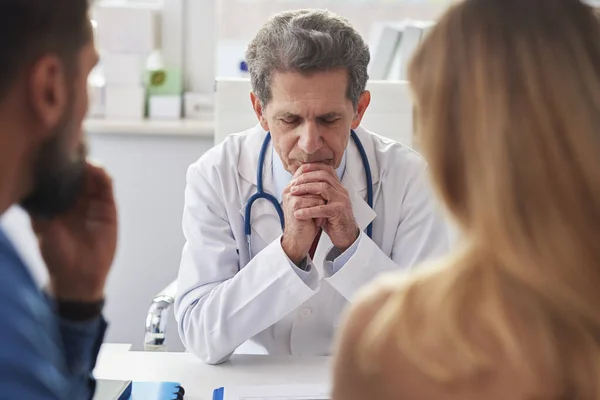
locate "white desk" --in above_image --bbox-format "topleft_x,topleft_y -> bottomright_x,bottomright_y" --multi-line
94,346 -> 331,400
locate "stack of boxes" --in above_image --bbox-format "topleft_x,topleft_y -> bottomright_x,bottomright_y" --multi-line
89,1 -> 202,122
103,52 -> 147,120
96,4 -> 159,120
95,4 -> 167,120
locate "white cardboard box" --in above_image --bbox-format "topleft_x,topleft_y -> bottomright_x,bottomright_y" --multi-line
184,92 -> 213,119
102,52 -> 145,85
95,5 -> 159,53
149,95 -> 182,120
105,86 -> 145,120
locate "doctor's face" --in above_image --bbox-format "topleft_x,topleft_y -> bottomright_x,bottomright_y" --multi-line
251,69 -> 370,174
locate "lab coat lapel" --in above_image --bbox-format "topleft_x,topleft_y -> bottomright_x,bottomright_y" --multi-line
342,178 -> 377,236
238,126 -> 283,249
342,127 -> 379,234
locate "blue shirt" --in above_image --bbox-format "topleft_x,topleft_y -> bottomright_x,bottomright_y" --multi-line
272,148 -> 359,277
0,228 -> 106,399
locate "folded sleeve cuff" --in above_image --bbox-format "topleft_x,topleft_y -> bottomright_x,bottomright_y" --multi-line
324,235 -> 361,277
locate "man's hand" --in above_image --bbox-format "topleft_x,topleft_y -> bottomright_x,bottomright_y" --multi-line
281,171 -> 325,265
290,163 -> 359,252
32,162 -> 118,303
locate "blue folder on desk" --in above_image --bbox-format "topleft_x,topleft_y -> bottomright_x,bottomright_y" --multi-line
213,387 -> 224,400
95,380 -> 184,400
128,382 -> 185,400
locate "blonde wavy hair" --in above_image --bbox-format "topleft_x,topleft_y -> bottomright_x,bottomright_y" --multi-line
359,0 -> 600,397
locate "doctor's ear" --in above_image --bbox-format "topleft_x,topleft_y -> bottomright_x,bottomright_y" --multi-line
351,90 -> 371,130
250,92 -> 270,132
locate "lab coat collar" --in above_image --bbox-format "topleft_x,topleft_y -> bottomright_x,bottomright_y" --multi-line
238,124 -> 379,248
341,126 -> 378,232
238,124 -> 270,187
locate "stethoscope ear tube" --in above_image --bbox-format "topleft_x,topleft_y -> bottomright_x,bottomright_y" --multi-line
350,129 -> 374,238
245,132 -> 285,238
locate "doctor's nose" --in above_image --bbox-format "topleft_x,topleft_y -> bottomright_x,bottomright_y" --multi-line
297,123 -> 323,155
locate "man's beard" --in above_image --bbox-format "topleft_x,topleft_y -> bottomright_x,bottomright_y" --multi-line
20,116 -> 87,220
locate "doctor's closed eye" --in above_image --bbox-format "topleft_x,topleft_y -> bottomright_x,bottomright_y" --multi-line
319,117 -> 340,125
279,115 -> 341,126
318,112 -> 343,125
280,117 -> 300,125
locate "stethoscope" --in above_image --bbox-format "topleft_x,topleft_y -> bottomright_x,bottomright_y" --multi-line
244,129 -> 373,258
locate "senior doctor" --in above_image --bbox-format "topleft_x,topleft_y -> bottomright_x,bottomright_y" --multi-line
175,9 -> 450,364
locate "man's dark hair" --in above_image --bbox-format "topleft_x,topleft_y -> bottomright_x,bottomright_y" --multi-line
0,0 -> 91,99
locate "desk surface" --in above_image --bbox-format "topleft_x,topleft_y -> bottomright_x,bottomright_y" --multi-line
94,347 -> 331,400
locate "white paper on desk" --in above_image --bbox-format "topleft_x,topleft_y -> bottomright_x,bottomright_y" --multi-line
224,384 -> 330,400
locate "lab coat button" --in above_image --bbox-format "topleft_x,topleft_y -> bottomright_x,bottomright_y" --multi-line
300,308 -> 312,318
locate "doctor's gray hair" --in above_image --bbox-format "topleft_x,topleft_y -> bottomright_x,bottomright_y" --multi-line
245,9 -> 370,109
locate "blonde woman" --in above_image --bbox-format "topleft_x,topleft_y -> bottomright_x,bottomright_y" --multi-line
332,0 -> 600,399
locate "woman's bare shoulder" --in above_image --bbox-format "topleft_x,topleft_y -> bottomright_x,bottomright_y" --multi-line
332,269 -> 437,400
332,267 -> 530,400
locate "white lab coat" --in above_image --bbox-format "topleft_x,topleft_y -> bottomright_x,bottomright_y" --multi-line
175,125 -> 451,364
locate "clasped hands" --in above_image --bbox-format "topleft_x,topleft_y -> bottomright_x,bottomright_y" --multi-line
281,163 -> 359,265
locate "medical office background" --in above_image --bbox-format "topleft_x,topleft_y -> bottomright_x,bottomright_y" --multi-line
3,0 -> 453,352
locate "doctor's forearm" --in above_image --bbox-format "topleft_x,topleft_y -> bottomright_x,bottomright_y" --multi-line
177,240 -> 319,362
178,295 -> 238,364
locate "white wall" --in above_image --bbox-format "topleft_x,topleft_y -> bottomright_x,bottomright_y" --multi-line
89,132 -> 213,351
